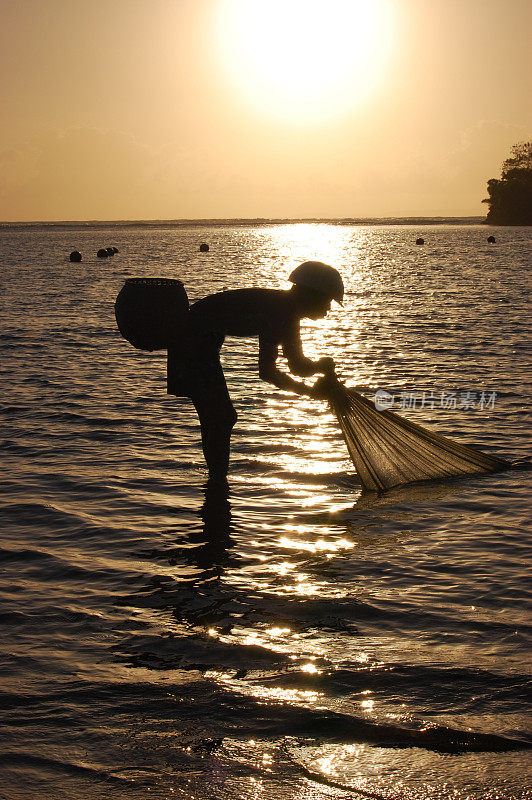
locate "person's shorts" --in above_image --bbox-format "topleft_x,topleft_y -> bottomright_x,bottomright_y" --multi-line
167,332 -> 236,424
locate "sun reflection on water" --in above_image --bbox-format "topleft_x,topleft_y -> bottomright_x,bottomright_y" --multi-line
314,743 -> 368,778
268,223 -> 359,270
279,536 -> 354,553
300,662 -> 322,675
244,685 -> 322,705
267,561 -> 295,577
266,626 -> 291,636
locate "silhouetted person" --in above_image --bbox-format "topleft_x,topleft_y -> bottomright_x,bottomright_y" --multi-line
167,261 -> 344,486
69,250 -> 82,262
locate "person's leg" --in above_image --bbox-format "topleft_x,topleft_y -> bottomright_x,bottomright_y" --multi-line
187,335 -> 237,483
192,395 -> 237,483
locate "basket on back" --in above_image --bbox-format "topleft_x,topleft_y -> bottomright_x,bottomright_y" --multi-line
115,277 -> 189,351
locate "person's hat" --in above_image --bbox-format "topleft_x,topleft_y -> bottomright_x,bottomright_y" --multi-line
288,261 -> 344,304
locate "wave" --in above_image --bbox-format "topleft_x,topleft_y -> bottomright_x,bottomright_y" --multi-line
1,677 -> 527,756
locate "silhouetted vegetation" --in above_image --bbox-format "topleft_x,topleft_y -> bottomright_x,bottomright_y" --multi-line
483,142 -> 532,225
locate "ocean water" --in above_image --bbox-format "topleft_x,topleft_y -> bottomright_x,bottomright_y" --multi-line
0,221 -> 530,800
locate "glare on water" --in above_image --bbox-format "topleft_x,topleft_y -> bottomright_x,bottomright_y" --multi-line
0,221 -> 530,799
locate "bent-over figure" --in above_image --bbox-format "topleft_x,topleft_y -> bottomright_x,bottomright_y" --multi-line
167,261 -> 344,486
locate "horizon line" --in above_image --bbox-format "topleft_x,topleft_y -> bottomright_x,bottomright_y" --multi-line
0,215 -> 488,226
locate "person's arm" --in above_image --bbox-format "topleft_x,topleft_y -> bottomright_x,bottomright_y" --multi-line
282,323 -> 335,377
259,338 -> 315,396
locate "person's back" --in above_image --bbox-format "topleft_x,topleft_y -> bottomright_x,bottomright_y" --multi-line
189,288 -> 296,342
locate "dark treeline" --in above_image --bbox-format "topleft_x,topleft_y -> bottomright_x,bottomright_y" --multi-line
483,141 -> 532,225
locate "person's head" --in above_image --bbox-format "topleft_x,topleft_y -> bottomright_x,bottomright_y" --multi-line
288,261 -> 344,319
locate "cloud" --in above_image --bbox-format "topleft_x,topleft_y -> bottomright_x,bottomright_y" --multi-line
1,120 -> 529,220
447,120 -> 529,180
341,120 -> 531,215
0,127 -> 212,220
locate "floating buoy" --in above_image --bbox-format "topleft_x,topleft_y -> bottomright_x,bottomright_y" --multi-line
416,237 -> 425,245
199,243 -> 210,252
69,250 -> 82,262
112,246 -> 119,253
106,247 -> 115,256
97,248 -> 108,258
487,236 -> 496,243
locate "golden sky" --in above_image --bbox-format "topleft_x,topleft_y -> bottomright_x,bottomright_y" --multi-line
1,0 -> 530,221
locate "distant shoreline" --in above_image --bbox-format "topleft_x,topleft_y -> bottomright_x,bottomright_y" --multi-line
0,216 -> 489,229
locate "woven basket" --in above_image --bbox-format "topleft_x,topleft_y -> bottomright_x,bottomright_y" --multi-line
115,277 -> 189,351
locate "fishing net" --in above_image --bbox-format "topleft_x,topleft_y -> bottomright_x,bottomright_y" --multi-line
324,378 -> 509,493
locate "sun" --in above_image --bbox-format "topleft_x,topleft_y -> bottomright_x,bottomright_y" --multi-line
217,0 -> 394,123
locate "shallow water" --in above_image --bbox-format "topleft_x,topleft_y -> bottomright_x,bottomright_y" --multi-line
1,222 -> 531,799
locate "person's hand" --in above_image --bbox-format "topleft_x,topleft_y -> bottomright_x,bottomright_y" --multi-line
316,356 -> 335,376
309,376 -> 332,399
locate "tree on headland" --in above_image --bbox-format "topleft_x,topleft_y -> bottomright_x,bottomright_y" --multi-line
482,141 -> 532,225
